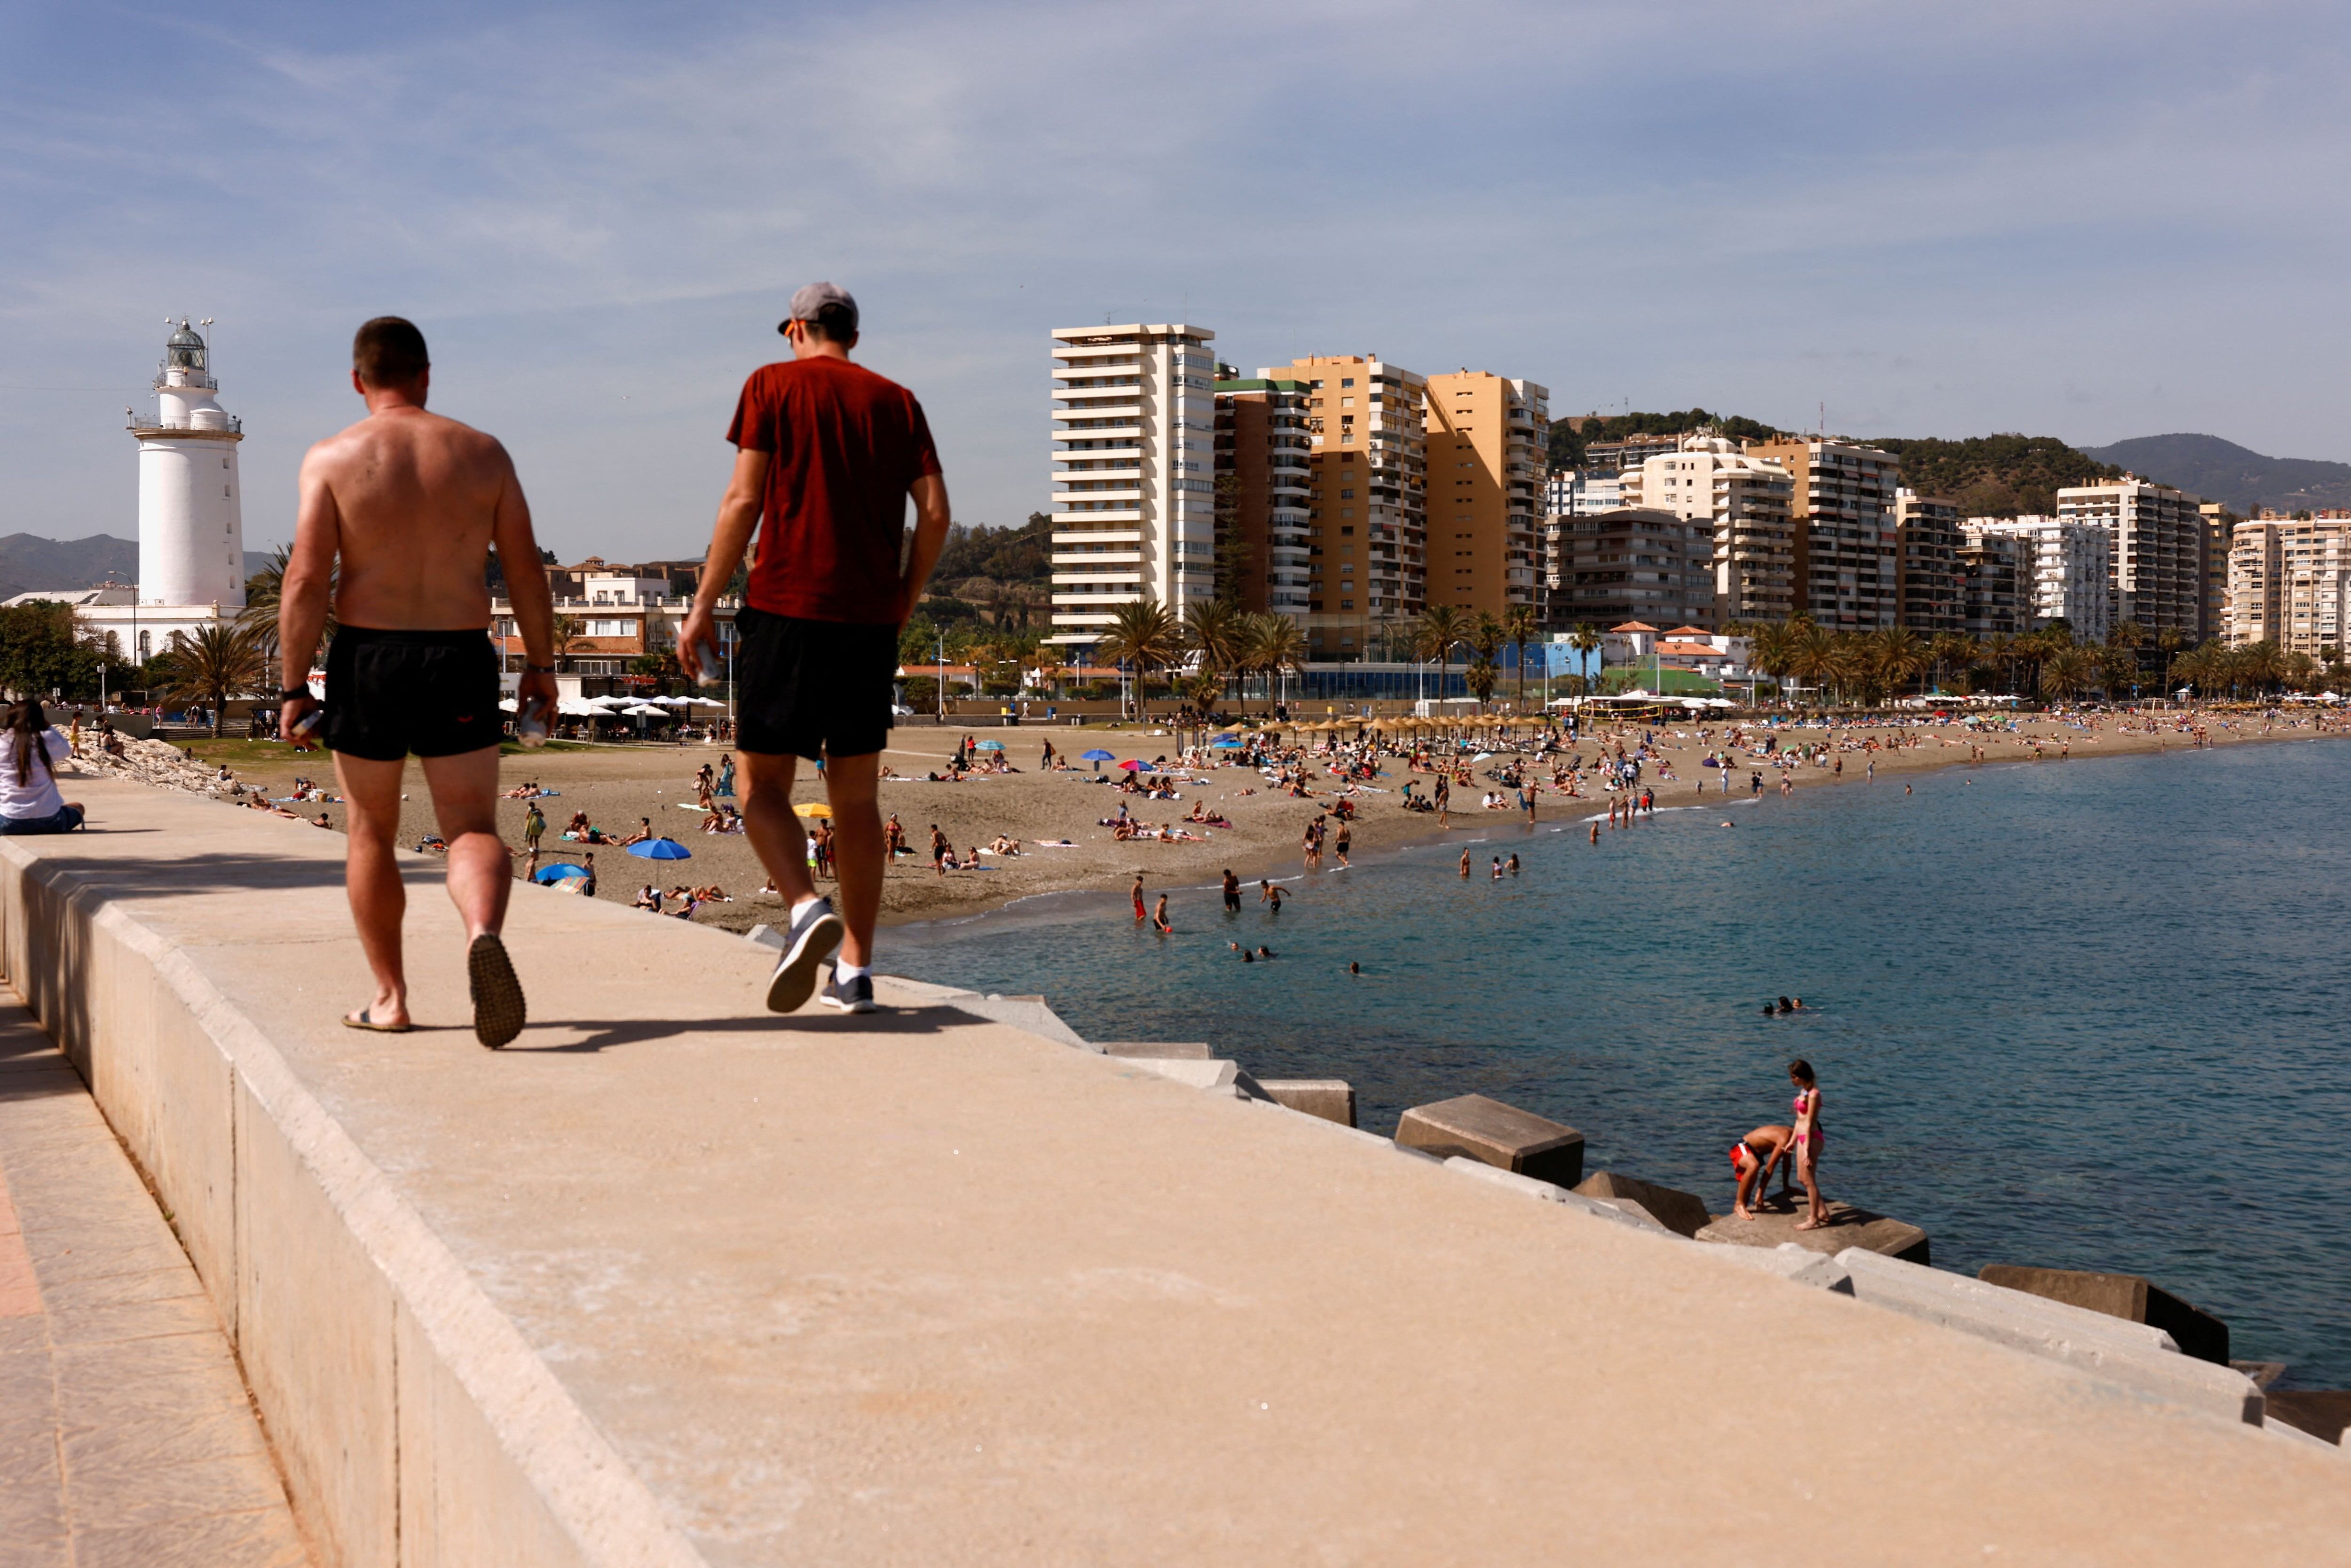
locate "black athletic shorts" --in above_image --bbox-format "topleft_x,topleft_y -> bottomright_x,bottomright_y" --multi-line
733,607 -> 897,761
323,627 -> 501,762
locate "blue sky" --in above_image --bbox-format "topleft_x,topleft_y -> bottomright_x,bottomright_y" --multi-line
2,0 -> 2344,561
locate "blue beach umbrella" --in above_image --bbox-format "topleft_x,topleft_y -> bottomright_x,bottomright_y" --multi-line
626,837 -> 693,861
532,863 -> 589,883
1210,737 -> 1244,749
974,738 -> 1004,750
1080,747 -> 1116,773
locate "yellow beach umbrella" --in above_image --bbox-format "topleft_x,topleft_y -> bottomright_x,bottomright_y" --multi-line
795,802 -> 834,819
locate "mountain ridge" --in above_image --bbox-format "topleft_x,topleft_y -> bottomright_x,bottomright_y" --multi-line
0,534 -> 276,604
2074,434 -> 2351,516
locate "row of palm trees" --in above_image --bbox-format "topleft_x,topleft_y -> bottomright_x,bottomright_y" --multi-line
1092,599 -> 1308,711
1735,617 -> 2340,706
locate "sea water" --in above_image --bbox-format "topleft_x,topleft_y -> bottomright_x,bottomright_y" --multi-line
892,738 -> 2351,1387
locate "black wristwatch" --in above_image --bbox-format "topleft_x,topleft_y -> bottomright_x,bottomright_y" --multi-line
280,685 -> 314,703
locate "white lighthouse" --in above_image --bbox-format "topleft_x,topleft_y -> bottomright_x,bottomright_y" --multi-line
6,320 -> 256,667
134,320 -> 245,610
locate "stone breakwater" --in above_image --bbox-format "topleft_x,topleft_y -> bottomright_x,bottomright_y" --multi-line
70,738 -> 243,799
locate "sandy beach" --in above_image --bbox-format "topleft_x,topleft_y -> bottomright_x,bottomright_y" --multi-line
143,705 -> 2345,939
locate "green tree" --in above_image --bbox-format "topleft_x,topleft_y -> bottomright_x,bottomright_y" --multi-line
1095,599 -> 1184,711
1502,605 -> 1540,706
0,602 -> 115,701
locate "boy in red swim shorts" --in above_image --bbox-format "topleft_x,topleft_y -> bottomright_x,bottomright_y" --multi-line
1730,1124 -> 1796,1219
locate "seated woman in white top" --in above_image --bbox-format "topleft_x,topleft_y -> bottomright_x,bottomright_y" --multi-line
0,700 -> 84,835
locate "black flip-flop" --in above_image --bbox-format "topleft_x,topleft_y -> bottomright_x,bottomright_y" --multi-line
342,1007 -> 411,1034
467,933 -> 527,1049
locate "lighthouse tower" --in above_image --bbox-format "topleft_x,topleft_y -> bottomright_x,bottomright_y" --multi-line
132,319 -> 245,610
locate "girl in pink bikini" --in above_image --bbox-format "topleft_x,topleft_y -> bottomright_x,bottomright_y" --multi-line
1789,1059 -> 1827,1230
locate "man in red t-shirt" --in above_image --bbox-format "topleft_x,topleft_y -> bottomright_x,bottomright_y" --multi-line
679,283 -> 951,1016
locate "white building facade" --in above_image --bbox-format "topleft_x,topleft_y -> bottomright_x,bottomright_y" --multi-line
1544,470 -> 1623,517
1962,516 -> 2112,642
1047,323 -> 1219,648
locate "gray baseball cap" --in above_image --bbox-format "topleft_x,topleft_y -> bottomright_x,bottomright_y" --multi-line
780,281 -> 858,334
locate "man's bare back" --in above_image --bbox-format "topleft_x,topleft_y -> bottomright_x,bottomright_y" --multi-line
293,402 -> 520,632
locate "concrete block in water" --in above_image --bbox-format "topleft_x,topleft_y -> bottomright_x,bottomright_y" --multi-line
1394,1094 -> 1584,1189
1837,1250 -> 2264,1426
1978,1265 -> 2230,1365
1707,1242 -> 1854,1293
1113,1057 -> 1240,1093
1440,1158 -> 1673,1236
1254,1079 -> 1356,1127
2265,1391 -> 2351,1446
1575,1172 -> 1710,1239
1695,1199 -> 1930,1265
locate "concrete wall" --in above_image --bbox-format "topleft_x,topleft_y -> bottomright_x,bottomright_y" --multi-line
0,841 -> 701,1568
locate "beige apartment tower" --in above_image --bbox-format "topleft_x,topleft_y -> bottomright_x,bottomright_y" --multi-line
1262,355 -> 1428,659
1893,490 -> 1964,635
1747,438 -> 1901,629
2227,520 -> 2351,655
1422,371 -> 1548,617
1047,324 -> 1219,648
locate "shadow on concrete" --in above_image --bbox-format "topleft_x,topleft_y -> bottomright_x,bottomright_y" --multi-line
509,1006 -> 977,1054
28,849 -> 356,899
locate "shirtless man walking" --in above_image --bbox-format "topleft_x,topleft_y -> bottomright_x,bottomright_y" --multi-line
279,317 -> 557,1046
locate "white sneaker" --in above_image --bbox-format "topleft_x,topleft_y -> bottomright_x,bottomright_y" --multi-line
765,898 -> 843,1013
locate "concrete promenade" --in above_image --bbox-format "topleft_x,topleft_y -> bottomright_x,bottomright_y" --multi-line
0,1000 -> 309,1565
4,776 -> 2349,1565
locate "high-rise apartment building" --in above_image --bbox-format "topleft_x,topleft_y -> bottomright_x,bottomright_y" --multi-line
2200,503 -> 2232,644
1616,434 -> 1794,626
1962,517 -> 2112,641
1542,508 -> 1714,631
1893,490 -> 1964,636
1047,323 -> 1218,648
1263,355 -> 1428,659
1957,536 -> 2023,639
1747,439 -> 1901,629
2226,520 -> 2351,655
1211,374 -> 1314,620
1423,371 -> 1548,617
1544,469 -> 1622,516
2055,478 -> 2202,640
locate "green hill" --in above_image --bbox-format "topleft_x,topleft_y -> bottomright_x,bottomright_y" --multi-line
1863,435 -> 2123,518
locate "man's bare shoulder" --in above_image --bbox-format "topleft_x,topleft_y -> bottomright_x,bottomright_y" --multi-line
304,407 -> 509,471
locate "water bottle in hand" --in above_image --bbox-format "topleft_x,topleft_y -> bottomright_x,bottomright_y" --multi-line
516,694 -> 551,749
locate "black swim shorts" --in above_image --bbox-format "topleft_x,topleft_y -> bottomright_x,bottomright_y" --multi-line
732,607 -> 897,761
323,627 -> 502,761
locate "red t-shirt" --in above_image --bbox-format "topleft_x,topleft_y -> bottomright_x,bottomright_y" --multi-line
726,356 -> 942,624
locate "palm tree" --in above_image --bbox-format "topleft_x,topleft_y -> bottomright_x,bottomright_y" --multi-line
1788,623 -> 1838,710
1927,631 -> 1974,696
1748,621 -> 1797,706
1243,614 -> 1305,710
2156,626 -> 2187,698
1182,599 -> 1248,725
2041,646 -> 2094,704
237,544 -> 337,675
152,623 -> 265,738
1502,604 -> 1540,708
1413,605 -> 1467,699
1564,619 -> 1604,704
549,615 -> 581,673
1871,626 -> 1928,701
1467,612 -> 1506,710
1096,598 -> 1184,714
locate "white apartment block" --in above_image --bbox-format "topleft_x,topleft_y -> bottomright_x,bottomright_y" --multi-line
2056,478 -> 2202,640
1961,516 -> 2112,642
1747,438 -> 1902,630
1047,324 -> 1219,646
1617,434 -> 1795,624
1544,469 -> 1622,516
2227,520 -> 2351,655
